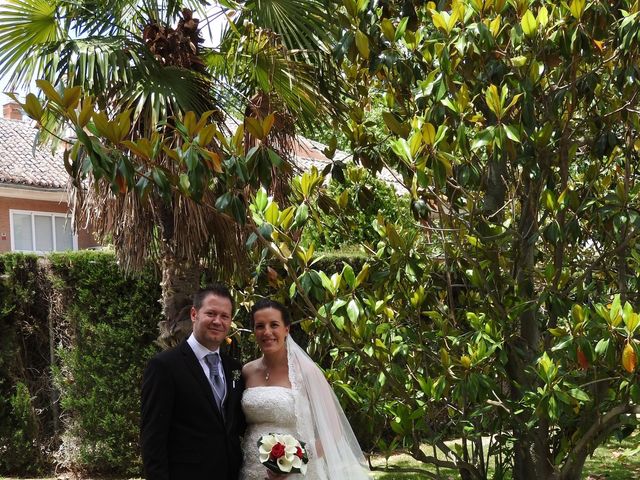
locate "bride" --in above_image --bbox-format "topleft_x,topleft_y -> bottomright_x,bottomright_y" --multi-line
240,299 -> 370,479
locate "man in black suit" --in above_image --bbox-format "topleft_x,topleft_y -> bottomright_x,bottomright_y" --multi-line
141,284 -> 245,480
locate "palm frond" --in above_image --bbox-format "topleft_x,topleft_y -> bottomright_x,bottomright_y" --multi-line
119,65 -> 219,135
214,28 -> 346,131
0,0 -> 63,88
229,0 -> 337,55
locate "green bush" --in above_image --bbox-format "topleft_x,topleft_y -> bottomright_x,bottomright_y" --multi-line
49,251 -> 161,476
0,253 -> 50,475
301,164 -> 415,250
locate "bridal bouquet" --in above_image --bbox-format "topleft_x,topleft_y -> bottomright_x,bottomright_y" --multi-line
258,433 -> 308,475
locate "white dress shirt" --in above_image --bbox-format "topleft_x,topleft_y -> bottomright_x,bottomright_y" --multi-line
187,333 -> 227,395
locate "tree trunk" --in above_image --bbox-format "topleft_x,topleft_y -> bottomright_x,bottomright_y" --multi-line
511,167 -> 550,480
156,251 -> 201,349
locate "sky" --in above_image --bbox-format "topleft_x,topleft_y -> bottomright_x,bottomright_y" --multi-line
0,1 -> 228,106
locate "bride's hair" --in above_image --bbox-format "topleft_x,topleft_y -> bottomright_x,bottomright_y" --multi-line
250,298 -> 291,327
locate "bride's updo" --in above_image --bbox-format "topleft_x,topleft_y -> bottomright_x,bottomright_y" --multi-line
250,299 -> 291,328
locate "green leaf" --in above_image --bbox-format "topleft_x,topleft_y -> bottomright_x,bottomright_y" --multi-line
569,388 -> 590,402
36,79 -> 63,105
395,17 -> 409,41
611,295 -> 622,327
355,30 -> 370,59
548,395 -> 559,421
595,338 -> 610,356
537,6 -> 549,26
471,127 -> 495,150
342,264 -> 356,289
622,302 -> 639,334
503,124 -> 521,143
294,203 -> 309,226
544,189 -> 557,211
255,188 -> 268,212
521,10 -> 537,37
178,173 -> 190,192
347,298 -> 360,323
431,10 -> 448,32
570,0 -> 586,19
265,202 -> 280,224
267,149 -> 283,167
549,328 -> 567,337
245,117 -> 264,140
485,84 -> 502,118
391,138 -> 413,162
422,123 -> 436,145
380,19 -> 395,41
382,112 -> 408,136
318,271 -> 335,295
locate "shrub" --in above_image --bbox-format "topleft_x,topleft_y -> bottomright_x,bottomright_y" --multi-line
49,251 -> 161,476
302,164 -> 414,250
0,254 -> 49,475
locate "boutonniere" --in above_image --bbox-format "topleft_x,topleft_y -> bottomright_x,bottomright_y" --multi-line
232,370 -> 242,388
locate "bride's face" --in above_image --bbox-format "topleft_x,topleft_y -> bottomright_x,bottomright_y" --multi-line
253,307 -> 290,354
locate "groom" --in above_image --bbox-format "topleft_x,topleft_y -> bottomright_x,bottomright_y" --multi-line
141,284 -> 245,480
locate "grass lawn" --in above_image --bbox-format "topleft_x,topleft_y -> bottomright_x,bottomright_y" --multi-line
369,431 -> 640,479
2,432 -> 638,480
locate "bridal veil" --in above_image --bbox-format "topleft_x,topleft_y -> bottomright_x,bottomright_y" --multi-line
287,335 -> 370,479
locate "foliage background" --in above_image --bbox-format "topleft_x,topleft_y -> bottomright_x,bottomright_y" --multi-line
0,252 -> 161,476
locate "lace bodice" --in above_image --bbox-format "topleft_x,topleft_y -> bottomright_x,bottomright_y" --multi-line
242,386 -> 297,428
239,386 -> 327,480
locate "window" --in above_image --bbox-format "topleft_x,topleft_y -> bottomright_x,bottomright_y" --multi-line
10,210 -> 77,253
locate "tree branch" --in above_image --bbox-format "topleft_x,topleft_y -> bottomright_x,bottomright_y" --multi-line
560,403 -> 640,479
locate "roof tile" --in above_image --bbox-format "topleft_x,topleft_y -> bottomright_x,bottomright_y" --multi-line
0,117 -> 67,189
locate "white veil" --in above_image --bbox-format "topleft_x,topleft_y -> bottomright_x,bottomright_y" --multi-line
287,335 -> 371,479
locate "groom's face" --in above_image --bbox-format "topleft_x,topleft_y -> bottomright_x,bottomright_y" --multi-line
191,293 -> 233,350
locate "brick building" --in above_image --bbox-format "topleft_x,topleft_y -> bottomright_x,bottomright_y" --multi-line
0,103 -> 97,253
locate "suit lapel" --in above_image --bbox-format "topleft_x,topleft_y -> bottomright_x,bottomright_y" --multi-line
180,341 -> 225,424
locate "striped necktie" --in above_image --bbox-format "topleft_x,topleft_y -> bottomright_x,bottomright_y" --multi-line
204,352 -> 226,413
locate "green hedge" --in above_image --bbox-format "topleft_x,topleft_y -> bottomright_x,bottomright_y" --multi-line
49,251 -> 161,476
0,251 -> 161,477
0,253 -> 49,475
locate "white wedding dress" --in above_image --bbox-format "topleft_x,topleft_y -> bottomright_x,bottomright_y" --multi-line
240,386 -> 328,479
239,337 -> 369,480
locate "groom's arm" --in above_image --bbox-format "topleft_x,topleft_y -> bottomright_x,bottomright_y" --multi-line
141,356 -> 174,480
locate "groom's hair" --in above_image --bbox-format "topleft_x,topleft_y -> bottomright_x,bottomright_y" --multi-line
250,298 -> 291,327
193,284 -> 235,311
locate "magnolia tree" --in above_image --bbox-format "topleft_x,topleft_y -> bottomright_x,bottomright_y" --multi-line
240,0 -> 640,478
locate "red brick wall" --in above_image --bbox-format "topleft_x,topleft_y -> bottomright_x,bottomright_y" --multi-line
0,196 -> 98,252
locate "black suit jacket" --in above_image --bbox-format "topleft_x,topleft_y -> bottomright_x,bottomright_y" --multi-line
141,340 -> 246,480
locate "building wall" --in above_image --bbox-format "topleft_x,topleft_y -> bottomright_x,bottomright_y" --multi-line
0,196 -> 98,252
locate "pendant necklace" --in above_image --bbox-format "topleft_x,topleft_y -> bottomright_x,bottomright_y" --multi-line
263,359 -> 270,382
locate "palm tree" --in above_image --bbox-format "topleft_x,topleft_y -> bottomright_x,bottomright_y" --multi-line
0,0 -> 344,345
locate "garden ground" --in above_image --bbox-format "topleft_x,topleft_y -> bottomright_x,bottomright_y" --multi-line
3,432 -> 639,480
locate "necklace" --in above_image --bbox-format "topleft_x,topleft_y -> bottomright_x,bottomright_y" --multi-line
262,359 -> 270,382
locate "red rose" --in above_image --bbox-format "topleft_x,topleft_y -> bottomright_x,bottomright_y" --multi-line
296,446 -> 304,459
270,442 -> 286,459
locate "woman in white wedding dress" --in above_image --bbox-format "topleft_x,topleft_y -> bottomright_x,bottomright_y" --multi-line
240,299 -> 370,480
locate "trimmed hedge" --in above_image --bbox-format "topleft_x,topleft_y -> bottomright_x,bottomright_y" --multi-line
0,253 -> 50,475
49,252 -> 161,476
0,251 -> 161,476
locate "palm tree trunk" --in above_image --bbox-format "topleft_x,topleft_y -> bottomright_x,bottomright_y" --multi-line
157,251 -> 200,348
